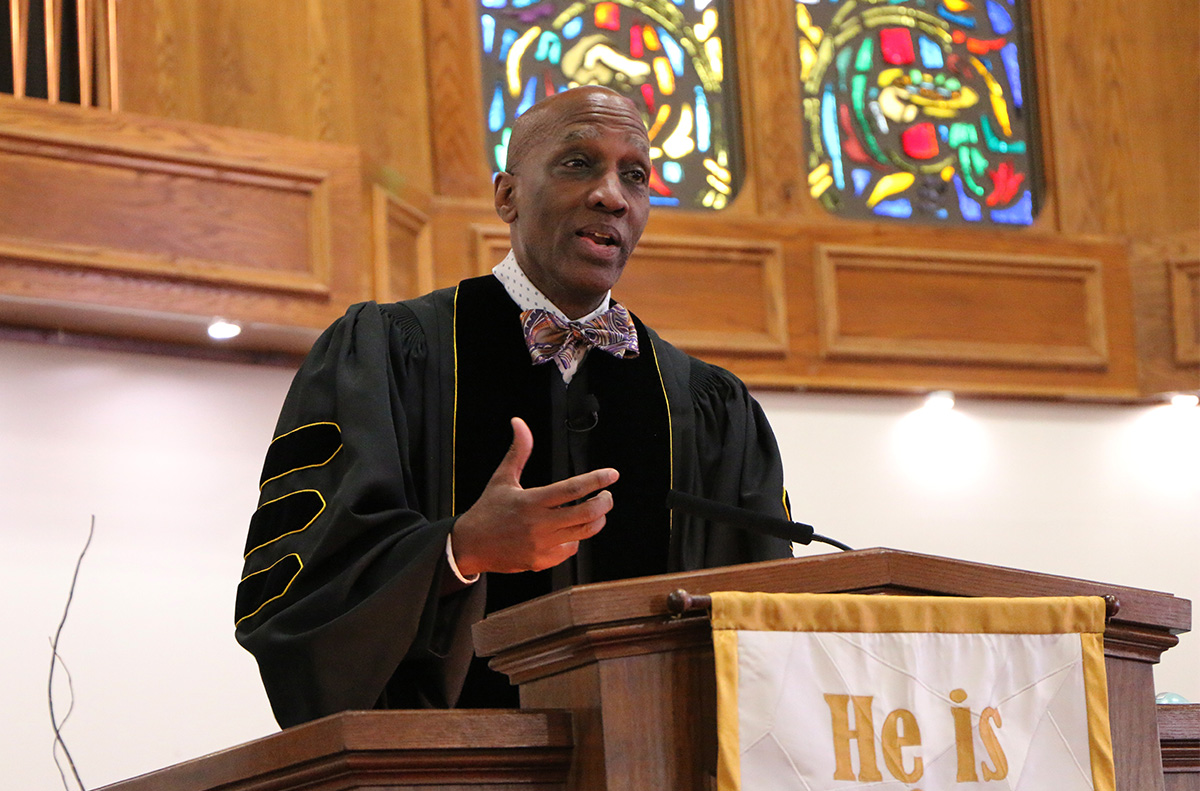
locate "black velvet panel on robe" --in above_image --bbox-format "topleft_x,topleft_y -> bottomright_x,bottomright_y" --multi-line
451,276 -> 670,707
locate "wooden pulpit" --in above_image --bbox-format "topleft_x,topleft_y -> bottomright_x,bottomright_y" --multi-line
473,548 -> 1191,791
100,549 -> 1191,791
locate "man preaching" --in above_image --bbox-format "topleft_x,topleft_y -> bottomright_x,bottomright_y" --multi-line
235,86 -> 793,728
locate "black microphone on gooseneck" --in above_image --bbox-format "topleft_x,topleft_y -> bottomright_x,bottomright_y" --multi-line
665,490 -> 853,551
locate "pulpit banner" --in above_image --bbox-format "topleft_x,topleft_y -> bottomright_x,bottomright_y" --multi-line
711,593 -> 1114,791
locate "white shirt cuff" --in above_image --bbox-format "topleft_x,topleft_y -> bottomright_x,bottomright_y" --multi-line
445,532 -> 480,585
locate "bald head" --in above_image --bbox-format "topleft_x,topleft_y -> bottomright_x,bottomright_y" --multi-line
504,86 -> 648,175
491,85 -> 653,319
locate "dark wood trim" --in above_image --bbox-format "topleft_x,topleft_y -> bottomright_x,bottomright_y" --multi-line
96,710 -> 574,791
1161,704 -> 1200,773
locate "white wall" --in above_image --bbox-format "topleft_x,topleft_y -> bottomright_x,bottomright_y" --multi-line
1,339 -> 287,790
1,337 -> 1196,789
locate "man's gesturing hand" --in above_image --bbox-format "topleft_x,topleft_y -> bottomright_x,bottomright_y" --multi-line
450,417 -> 618,578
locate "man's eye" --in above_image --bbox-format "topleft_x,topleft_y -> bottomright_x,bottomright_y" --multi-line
563,157 -> 588,168
626,169 -> 648,184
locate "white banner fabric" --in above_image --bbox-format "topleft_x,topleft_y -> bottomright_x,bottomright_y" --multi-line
711,593 -> 1114,791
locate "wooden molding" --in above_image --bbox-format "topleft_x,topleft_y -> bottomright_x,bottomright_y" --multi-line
1158,704 -> 1200,774
423,0 -> 489,199
471,224 -> 508,277
1170,259 -> 1200,366
31,0 -> 1187,400
815,244 -> 1109,368
471,225 -> 788,355
618,235 -> 789,355
0,98 -> 369,351
0,127 -> 336,296
1128,232 -> 1198,396
371,184 -> 434,303
95,710 -> 574,791
477,549 -> 1191,662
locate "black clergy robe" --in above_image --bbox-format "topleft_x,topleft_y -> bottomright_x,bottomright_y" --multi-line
235,275 -> 792,729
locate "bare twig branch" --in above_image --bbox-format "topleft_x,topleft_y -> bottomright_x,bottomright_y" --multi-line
49,516 -> 94,791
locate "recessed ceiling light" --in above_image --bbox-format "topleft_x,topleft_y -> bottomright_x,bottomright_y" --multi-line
1169,392 -> 1199,408
207,319 -> 242,341
923,390 -> 955,411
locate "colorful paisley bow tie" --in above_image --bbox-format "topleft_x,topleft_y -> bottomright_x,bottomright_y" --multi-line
520,302 -> 640,371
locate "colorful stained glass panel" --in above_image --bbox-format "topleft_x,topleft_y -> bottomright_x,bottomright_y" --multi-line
797,0 -> 1043,226
477,0 -> 743,210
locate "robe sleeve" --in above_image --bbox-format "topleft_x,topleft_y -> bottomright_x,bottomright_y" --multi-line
234,301 -> 483,728
673,353 -> 795,569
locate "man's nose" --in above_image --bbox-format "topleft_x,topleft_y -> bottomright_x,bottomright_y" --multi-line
587,169 -> 628,214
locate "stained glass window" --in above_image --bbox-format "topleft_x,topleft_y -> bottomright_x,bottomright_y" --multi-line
477,0 -> 743,209
797,0 -> 1042,226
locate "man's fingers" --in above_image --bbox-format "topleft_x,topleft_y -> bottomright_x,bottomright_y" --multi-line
462,434 -> 617,575
534,541 -> 580,572
536,468 -> 619,508
550,493 -> 612,532
534,513 -> 606,570
490,417 -> 534,486
558,514 -> 607,541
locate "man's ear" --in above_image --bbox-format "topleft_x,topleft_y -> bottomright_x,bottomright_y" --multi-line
494,172 -> 518,224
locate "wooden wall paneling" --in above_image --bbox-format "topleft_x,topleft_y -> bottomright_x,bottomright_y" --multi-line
472,223 -> 516,278
1017,0 -> 1060,233
1039,0 -> 1200,238
1039,0 -> 1131,235
371,184 -> 434,303
401,0 -> 1159,400
649,218 -> 1141,398
1172,259 -> 1200,367
1037,0 -> 1198,395
1130,232 -> 1200,395
2,0 -> 1186,398
814,244 -> 1108,368
1114,1 -> 1199,237
115,2 -> 231,127
787,229 -> 1139,398
729,0 -> 807,218
458,207 -> 1141,398
113,0 -> 435,195
425,197 -> 497,289
607,235 -> 789,355
0,97 -> 368,351
113,0 -> 319,134
0,114 -> 330,292
423,0 -> 490,199
472,224 -> 788,354
312,0 -> 435,195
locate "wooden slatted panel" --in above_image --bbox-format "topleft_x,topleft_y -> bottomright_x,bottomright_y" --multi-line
75,0 -> 91,104
9,0 -> 29,98
4,0 -> 109,106
42,0 -> 59,101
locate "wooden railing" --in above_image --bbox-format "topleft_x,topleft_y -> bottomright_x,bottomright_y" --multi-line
5,0 -> 115,107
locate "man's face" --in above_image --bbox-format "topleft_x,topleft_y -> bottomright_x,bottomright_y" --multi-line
495,89 -> 652,319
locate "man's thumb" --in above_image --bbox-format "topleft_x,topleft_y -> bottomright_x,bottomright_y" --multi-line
493,417 -> 533,485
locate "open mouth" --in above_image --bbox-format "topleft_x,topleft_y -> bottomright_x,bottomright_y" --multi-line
577,230 -> 620,247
